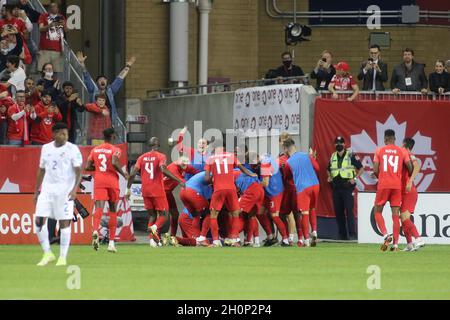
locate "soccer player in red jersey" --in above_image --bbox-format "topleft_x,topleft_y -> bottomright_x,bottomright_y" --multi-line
204,140 -> 257,247
373,129 -> 413,252
400,138 -> 425,251
163,157 -> 199,237
126,137 -> 185,247
85,128 -> 128,253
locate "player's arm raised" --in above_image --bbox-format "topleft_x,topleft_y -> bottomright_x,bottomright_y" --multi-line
69,166 -> 83,201
161,164 -> 185,188
112,153 -> 129,180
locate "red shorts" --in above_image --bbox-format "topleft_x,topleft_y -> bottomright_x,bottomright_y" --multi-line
143,195 -> 169,211
210,189 -> 239,212
94,187 -> 119,202
263,192 -> 283,214
297,184 -> 320,212
178,213 -> 194,238
401,191 -> 418,213
180,187 -> 209,213
165,191 -> 179,213
374,189 -> 402,207
239,183 -> 265,214
280,187 -> 297,215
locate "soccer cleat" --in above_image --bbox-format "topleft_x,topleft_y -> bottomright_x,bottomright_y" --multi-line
253,242 -> 261,248
162,233 -> 170,246
55,257 -> 67,267
297,240 -> 304,247
149,235 -> 158,248
390,244 -> 399,252
231,241 -> 241,247
280,241 -> 290,247
36,252 -> 56,266
289,240 -> 294,246
92,231 -> 99,251
208,240 -> 223,248
413,239 -> 425,251
303,239 -> 311,247
243,242 -> 253,247
197,239 -> 210,247
402,244 -> 414,252
380,234 -> 393,251
263,237 -> 278,247
224,238 -> 234,246
148,226 -> 161,243
310,231 -> 318,247
107,244 -> 117,253
169,236 -> 181,247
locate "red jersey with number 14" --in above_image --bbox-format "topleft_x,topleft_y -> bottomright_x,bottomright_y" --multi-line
88,143 -> 121,189
135,150 -> 167,197
205,152 -> 238,191
373,145 -> 410,190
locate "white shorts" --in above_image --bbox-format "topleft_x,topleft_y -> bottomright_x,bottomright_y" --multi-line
35,193 -> 74,221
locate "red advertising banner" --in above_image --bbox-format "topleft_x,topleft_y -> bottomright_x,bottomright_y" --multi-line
0,143 -> 135,243
313,98 -> 450,217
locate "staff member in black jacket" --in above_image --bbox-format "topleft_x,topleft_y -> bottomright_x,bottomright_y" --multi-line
391,48 -> 428,94
327,136 -> 364,240
428,60 -> 450,95
56,81 -> 85,143
357,45 -> 388,91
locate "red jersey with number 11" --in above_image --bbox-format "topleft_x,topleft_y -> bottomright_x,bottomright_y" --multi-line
205,152 -> 238,191
373,145 -> 410,190
88,143 -> 121,189
135,150 -> 167,197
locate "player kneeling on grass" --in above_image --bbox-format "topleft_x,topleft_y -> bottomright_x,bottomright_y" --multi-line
400,138 -> 425,252
85,128 -> 129,253
126,137 -> 185,247
34,122 -> 83,266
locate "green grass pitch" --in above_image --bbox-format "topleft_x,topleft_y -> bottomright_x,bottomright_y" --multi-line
1,243 -> 450,300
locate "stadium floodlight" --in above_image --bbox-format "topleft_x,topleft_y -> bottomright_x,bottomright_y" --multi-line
285,22 -> 311,45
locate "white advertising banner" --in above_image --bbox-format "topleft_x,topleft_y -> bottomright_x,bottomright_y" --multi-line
358,192 -> 450,244
233,84 -> 302,137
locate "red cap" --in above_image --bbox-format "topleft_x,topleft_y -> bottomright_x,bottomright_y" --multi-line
334,61 -> 349,72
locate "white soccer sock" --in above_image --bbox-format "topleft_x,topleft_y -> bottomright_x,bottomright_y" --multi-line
37,222 -> 51,254
254,236 -> 260,245
109,240 -> 115,246
197,236 -> 206,242
59,227 -> 71,258
289,234 -> 294,242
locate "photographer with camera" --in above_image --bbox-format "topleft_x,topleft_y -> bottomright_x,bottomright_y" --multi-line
310,50 -> 336,91
357,45 -> 388,91
38,2 -> 67,74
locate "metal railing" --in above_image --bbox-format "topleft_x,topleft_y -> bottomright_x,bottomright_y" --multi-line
28,0 -> 127,145
146,75 -> 310,98
318,90 -> 450,101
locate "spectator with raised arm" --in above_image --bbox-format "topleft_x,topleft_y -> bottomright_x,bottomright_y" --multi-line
76,51 -> 136,126
428,60 -> 450,95
0,25 -> 25,71
310,50 -> 335,91
357,44 -> 388,91
391,48 -> 428,94
38,2 -> 68,74
1,55 -> 26,96
328,61 -> 359,102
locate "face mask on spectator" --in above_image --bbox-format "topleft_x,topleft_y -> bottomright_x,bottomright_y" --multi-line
45,72 -> 54,78
283,60 -> 292,68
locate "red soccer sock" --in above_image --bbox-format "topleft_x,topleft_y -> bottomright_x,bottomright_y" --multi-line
295,214 -> 303,239
374,212 -> 387,236
408,218 -> 420,239
154,215 -> 167,230
244,218 -> 252,242
200,215 -> 210,237
192,216 -> 201,238
210,217 -> 219,241
402,219 -> 413,244
309,209 -> 317,232
229,216 -> 241,239
301,214 -> 310,239
93,207 -> 103,232
272,215 -> 288,239
170,213 -> 178,236
392,214 -> 400,245
257,213 -> 273,236
176,237 -> 197,246
108,212 -> 117,241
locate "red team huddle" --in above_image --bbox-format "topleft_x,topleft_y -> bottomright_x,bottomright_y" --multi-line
85,127 -> 424,252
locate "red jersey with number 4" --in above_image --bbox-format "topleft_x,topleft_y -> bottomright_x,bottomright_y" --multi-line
88,143 -> 121,189
373,145 -> 410,190
205,152 -> 238,191
136,150 -> 167,197
401,149 -> 417,193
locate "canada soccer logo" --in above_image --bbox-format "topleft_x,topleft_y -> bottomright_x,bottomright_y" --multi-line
349,114 -> 437,192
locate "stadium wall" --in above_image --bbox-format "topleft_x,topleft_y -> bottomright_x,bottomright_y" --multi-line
124,0 -> 450,100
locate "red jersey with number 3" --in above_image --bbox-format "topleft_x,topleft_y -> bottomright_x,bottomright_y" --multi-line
88,143 -> 121,189
205,152 -> 238,191
373,145 -> 410,190
136,150 -> 167,197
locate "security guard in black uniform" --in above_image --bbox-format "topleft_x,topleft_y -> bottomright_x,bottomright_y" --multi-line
327,136 -> 364,240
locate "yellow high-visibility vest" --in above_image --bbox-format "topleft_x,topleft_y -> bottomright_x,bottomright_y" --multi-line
330,150 -> 356,179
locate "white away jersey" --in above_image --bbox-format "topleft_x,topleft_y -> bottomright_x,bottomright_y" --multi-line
39,141 -> 83,195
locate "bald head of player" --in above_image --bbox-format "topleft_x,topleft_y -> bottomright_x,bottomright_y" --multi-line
282,138 -> 297,156
148,137 -> 160,150
384,129 -> 396,145
52,122 -> 69,147
103,127 -> 116,144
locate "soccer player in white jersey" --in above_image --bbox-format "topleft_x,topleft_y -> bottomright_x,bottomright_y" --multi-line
34,122 -> 83,266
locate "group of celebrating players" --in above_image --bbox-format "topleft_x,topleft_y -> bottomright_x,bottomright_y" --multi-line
33,122 -> 424,266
